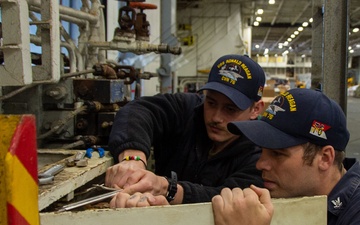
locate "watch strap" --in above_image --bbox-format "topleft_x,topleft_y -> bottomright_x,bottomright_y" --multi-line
165,171 -> 178,202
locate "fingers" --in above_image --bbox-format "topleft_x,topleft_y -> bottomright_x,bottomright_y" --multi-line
109,192 -> 169,208
250,185 -> 274,216
105,163 -> 144,189
212,187 -> 273,225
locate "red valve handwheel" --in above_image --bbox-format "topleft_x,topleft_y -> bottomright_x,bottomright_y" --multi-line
129,2 -> 157,10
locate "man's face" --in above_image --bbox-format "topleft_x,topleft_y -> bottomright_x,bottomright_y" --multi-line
256,146 -> 320,198
203,90 -> 258,143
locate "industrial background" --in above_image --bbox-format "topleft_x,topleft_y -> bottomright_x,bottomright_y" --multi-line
0,0 -> 359,223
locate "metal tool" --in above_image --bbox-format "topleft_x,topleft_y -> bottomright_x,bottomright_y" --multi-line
38,164 -> 65,185
56,186 -> 122,213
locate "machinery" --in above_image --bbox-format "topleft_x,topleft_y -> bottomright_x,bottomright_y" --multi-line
0,0 -> 181,150
0,0 -> 181,220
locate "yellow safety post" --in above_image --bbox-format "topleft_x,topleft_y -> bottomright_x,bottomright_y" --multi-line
0,115 -> 39,225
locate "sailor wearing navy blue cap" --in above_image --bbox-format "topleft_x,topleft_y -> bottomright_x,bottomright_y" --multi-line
221,88 -> 360,225
107,54 -> 267,208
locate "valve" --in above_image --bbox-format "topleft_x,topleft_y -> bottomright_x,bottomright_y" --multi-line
130,2 -> 158,41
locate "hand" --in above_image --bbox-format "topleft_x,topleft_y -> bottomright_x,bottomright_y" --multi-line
105,149 -> 147,188
109,192 -> 169,208
105,160 -> 145,188
211,185 -> 273,225
106,165 -> 168,196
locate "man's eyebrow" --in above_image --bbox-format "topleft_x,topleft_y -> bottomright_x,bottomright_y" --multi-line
205,95 -> 215,101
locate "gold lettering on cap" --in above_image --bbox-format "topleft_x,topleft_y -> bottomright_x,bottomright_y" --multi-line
221,76 -> 236,84
240,63 -> 252,79
217,61 -> 225,68
282,92 -> 297,112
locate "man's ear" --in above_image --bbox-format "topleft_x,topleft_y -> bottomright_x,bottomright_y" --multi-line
250,100 -> 264,120
318,145 -> 335,170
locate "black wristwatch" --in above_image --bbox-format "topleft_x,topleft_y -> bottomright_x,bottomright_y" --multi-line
165,171 -> 178,202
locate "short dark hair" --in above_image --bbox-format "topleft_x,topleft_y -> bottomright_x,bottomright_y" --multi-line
302,142 -> 345,171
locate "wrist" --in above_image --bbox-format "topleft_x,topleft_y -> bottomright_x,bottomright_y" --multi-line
119,149 -> 146,162
165,171 -> 178,203
121,155 -> 147,168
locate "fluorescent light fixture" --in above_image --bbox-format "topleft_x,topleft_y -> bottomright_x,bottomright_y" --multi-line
257,9 -> 264,14
282,50 -> 289,55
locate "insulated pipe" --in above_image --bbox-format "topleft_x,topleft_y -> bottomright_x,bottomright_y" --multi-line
27,0 -> 99,25
29,5 -> 89,27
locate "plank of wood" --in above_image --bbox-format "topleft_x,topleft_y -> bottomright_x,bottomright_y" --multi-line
40,196 -> 327,225
38,149 -> 113,211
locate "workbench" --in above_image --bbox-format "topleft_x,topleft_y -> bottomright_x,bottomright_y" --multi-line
38,149 -> 114,211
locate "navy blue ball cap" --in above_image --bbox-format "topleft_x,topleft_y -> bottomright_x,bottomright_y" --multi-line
228,88 -> 350,151
198,54 -> 265,110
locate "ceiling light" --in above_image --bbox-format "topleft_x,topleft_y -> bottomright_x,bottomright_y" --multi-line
349,49 -> 354,53
309,18 -> 313,23
298,27 -> 304,32
278,44 -> 283,49
290,34 -> 295,38
269,0 -> 275,4
287,38 -> 292,42
348,46 -> 352,50
283,41 -> 289,46
302,22 -> 309,27
274,54 -> 278,57
256,17 -> 262,22
301,54 -> 306,58
257,9 -> 264,14
282,50 -> 289,55
255,44 -> 260,48
254,21 -> 259,26
264,48 -> 269,54
294,31 -> 299,35
356,44 -> 360,48
353,28 -> 359,33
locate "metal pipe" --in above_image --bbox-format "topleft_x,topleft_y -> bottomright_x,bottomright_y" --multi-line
27,0 -> 99,24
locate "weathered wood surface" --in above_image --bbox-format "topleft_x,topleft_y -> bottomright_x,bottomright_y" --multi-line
38,149 -> 113,211
40,195 -> 327,225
